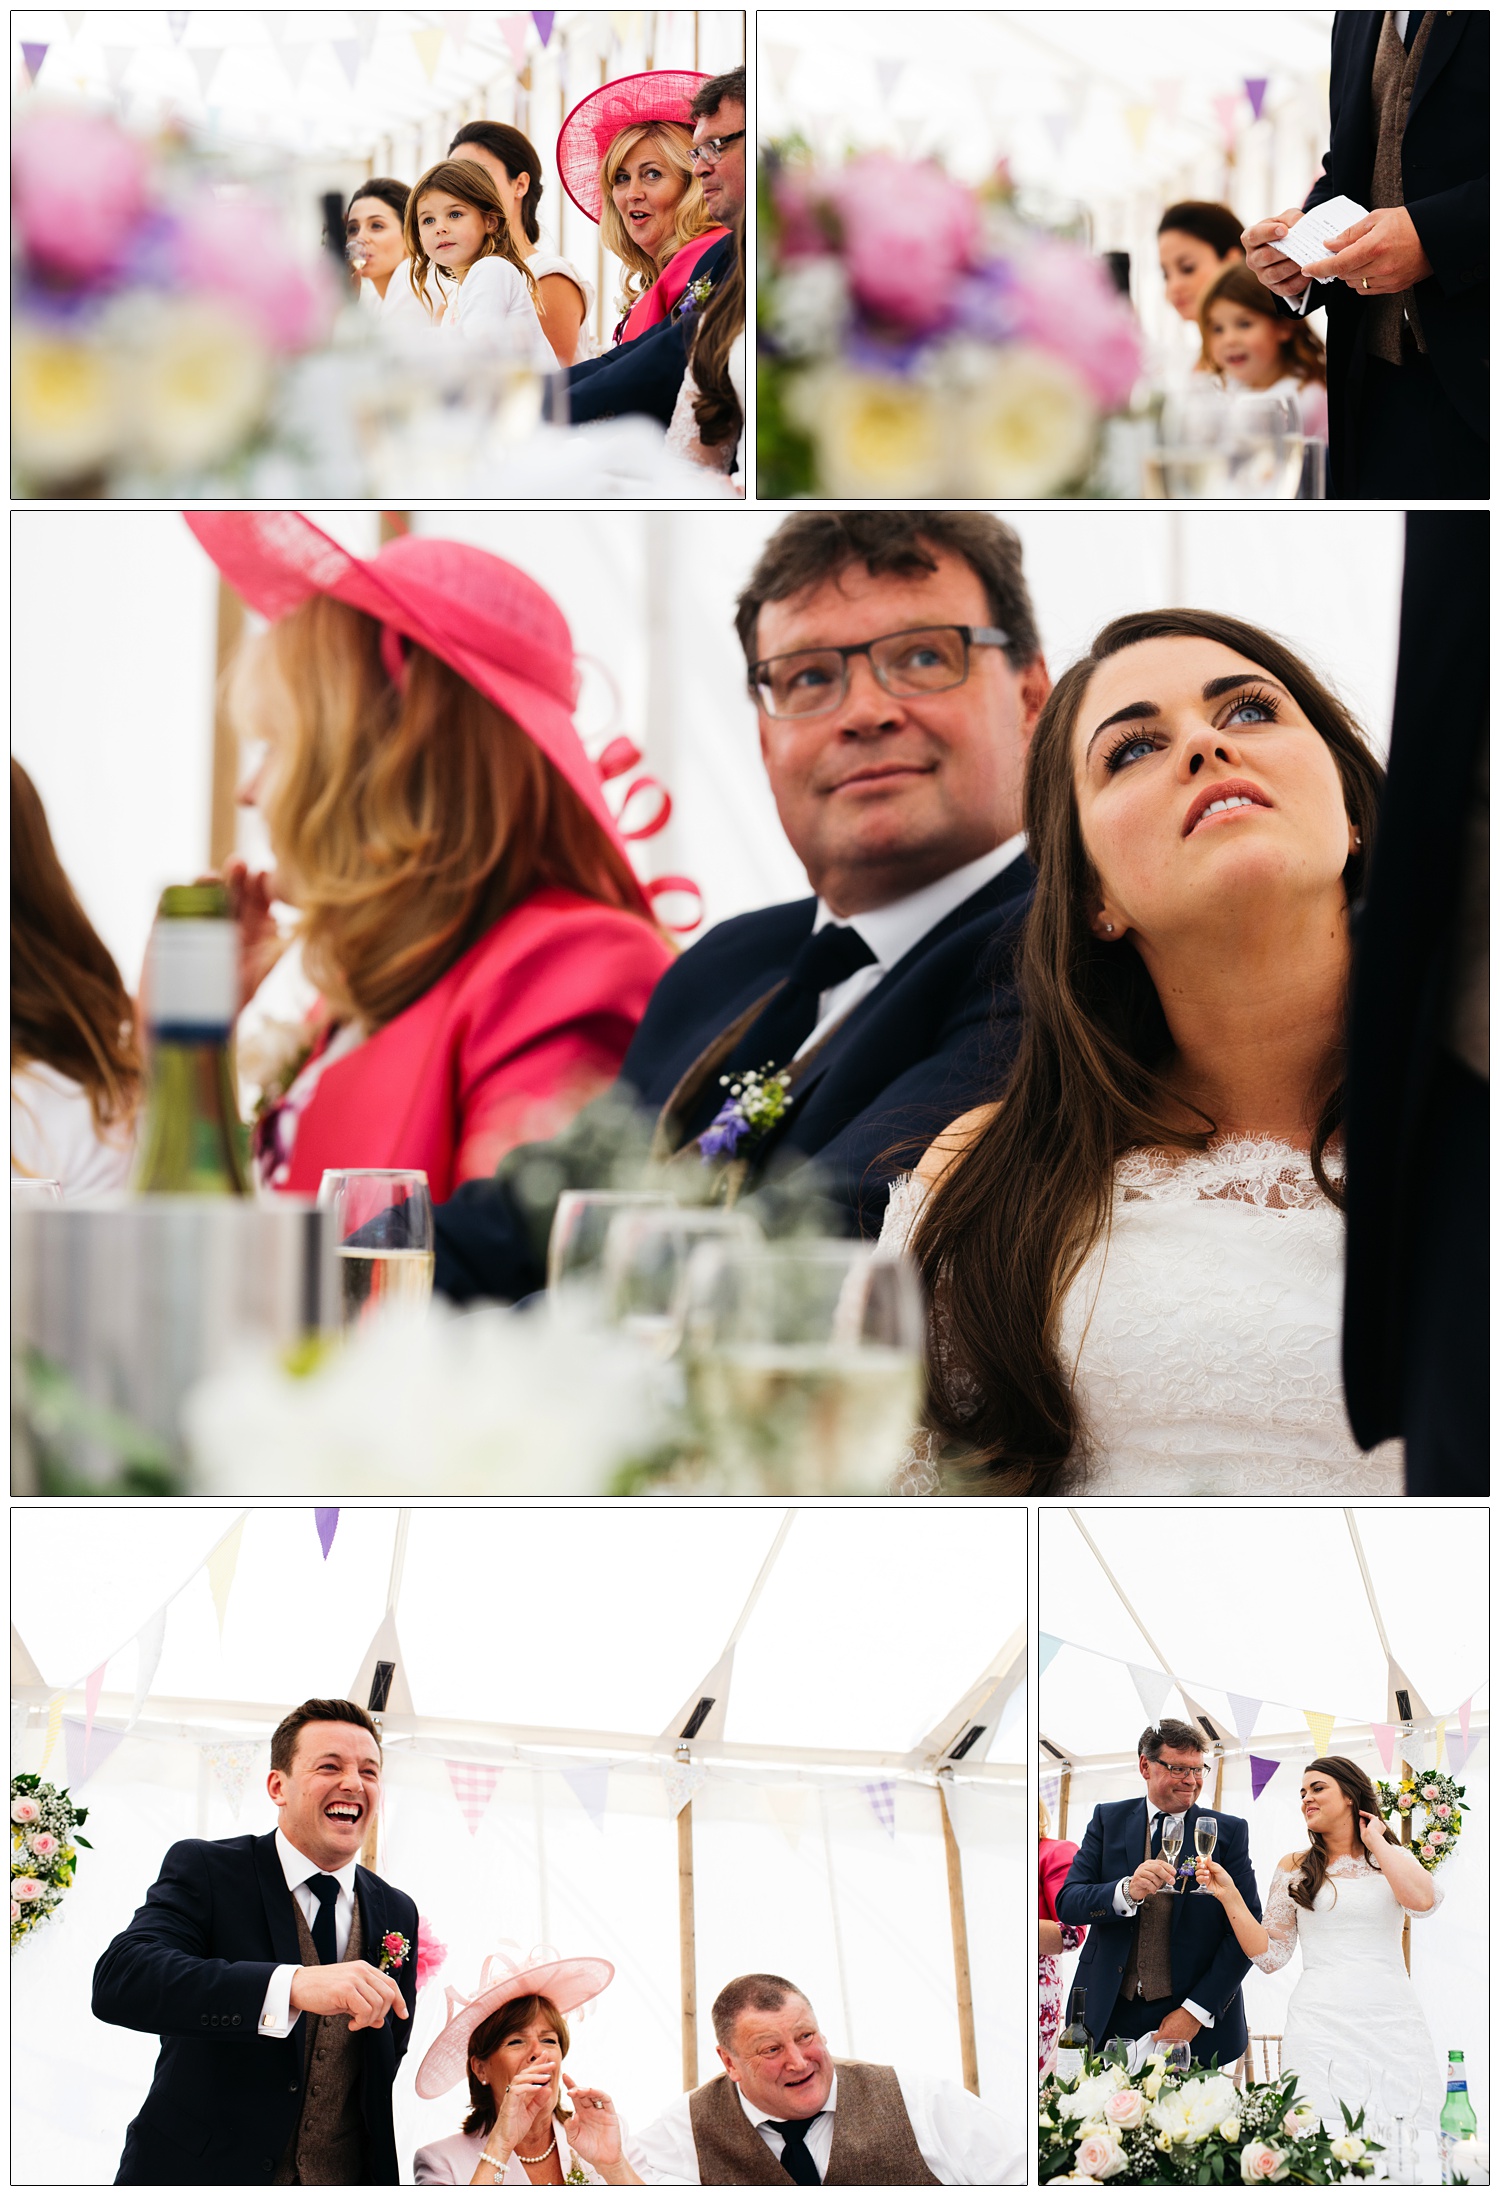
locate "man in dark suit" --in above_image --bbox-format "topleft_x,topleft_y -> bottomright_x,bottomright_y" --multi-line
563,65 -> 744,429
1342,510 -> 1488,1493
93,1699 -> 418,2185
1242,11 -> 1487,497
1055,1721 -> 1260,2071
434,509 -> 1050,1303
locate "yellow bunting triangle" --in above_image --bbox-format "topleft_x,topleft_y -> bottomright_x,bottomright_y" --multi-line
411,26 -> 446,79
38,1693 -> 65,1778
1434,1719 -> 1447,1769
1124,103 -> 1153,152
1303,1709 -> 1336,1758
206,1518 -> 247,1640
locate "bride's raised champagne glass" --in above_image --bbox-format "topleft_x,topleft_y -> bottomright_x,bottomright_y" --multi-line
318,1168 -> 435,1329
1189,1814 -> 1218,1893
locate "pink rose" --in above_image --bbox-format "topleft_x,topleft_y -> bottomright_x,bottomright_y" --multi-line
1106,2088 -> 1144,2130
1430,1830 -> 1447,1844
1435,1804 -> 1452,1819
27,1833 -> 59,1859
1420,1843 -> 1435,1859
12,111 -> 150,282
10,1901 -> 20,1923
171,199 -> 329,352
1398,1793 -> 1414,1810
1075,2131 -> 1122,2180
1008,236 -> 1145,408
11,1876 -> 44,1902
1282,2108 -> 1319,2139
1421,1784 -> 1439,1800
10,1797 -> 42,1826
827,155 -> 981,332
1240,2142 -> 1287,2183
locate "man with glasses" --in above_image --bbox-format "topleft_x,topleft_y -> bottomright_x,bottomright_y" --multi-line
1055,1721 -> 1261,2072
432,511 -> 1048,1305
563,65 -> 745,430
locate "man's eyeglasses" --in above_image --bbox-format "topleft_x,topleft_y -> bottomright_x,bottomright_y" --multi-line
1149,1764 -> 1207,1781
749,625 -> 1010,720
690,130 -> 746,168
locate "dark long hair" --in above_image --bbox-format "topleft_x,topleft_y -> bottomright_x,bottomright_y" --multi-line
347,176 -> 410,226
449,122 -> 544,244
1290,1756 -> 1398,1911
1158,200 -> 1244,257
690,214 -> 744,449
11,758 -> 140,1137
462,1994 -> 570,2136
912,609 -> 1385,1491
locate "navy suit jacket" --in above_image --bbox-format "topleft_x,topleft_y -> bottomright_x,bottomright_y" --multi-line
92,1832 -> 419,2185
1054,1798 -> 1259,2065
1299,11 -> 1487,486
561,235 -> 736,427
433,853 -> 1034,1304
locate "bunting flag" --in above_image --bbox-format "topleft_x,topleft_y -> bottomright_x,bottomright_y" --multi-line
1226,1694 -> 1263,1744
661,1759 -> 705,1817
446,1760 -> 500,1834
1459,1696 -> 1472,1747
204,1740 -> 260,1818
860,1780 -> 897,1841
38,1695 -> 64,1778
166,12 -> 190,40
1038,1633 -> 1064,1677
1127,1664 -> 1174,1727
21,42 -> 49,84
1249,1755 -> 1280,1801
1042,113 -> 1071,160
762,42 -> 799,99
206,1518 -> 246,1639
1302,1709 -> 1335,1759
101,47 -> 134,90
64,11 -> 88,35
874,58 -> 906,104
188,48 -> 223,98
560,1763 -> 609,1831
531,11 -> 556,45
1244,77 -> 1269,122
411,26 -> 446,80
1211,92 -> 1241,148
1153,78 -> 1184,122
1124,103 -> 1153,153
1039,1772 -> 1063,1821
64,1715 -> 126,1788
765,1785 -> 809,1851
1371,1722 -> 1397,1772
315,1509 -> 339,1560
352,13 -> 379,61
83,1662 -> 107,1758
1433,1718 -> 1447,1769
501,16 -> 531,70
442,12 -> 472,45
129,1606 -> 167,1731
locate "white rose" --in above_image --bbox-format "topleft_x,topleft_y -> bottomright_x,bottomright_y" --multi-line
1282,2108 -> 1319,2139
1219,2118 -> 1241,2143
1330,2135 -> 1367,2163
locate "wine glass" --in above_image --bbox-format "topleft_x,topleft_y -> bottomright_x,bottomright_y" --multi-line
680,1238 -> 925,1494
1227,388 -> 1304,499
599,1205 -> 761,1356
1377,2066 -> 1421,2185
546,1189 -> 674,1297
1188,1814 -> 1218,1893
1149,382 -> 1233,498
318,1168 -> 435,1328
11,1177 -> 63,1206
1159,1819 -> 1185,1894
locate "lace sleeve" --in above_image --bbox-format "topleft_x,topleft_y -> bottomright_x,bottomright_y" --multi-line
1251,1866 -> 1300,1973
877,1170 -> 927,1256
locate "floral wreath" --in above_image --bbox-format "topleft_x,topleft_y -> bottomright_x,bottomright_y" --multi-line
1375,1770 -> 1468,1872
11,1773 -> 91,1949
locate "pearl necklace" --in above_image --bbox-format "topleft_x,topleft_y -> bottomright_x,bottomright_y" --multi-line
515,2134 -> 558,2165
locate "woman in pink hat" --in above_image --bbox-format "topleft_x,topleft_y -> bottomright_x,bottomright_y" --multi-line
556,72 -> 728,347
185,513 -> 673,1206
412,1952 -> 643,2186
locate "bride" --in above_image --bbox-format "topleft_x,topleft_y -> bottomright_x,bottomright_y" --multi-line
886,607 -> 1402,1495
1194,1756 -> 1443,2130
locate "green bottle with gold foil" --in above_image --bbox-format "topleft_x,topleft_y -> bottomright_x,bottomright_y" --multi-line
133,884 -> 250,1196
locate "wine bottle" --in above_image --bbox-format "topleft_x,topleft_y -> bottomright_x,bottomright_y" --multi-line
1054,1986 -> 1092,2085
133,884 -> 249,1196
1439,2049 -> 1477,2183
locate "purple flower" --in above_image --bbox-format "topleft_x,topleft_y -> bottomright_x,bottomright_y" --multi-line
699,1107 -> 748,1162
949,257 -> 1023,345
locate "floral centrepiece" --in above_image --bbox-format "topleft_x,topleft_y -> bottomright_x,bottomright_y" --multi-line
759,146 -> 1144,498
1039,2049 -> 1380,2186
11,1773 -> 91,1949
1376,1771 -> 1469,1871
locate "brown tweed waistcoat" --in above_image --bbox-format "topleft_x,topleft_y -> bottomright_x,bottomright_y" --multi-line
687,2061 -> 939,2185
272,1893 -> 367,2186
1119,1812 -> 1175,2006
1367,9 -> 1436,361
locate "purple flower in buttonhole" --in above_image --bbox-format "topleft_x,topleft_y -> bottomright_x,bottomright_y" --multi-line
698,1109 -> 750,1162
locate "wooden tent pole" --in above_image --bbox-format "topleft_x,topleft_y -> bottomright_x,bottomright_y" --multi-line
677,1777 -> 698,2090
1399,1754 -> 1413,1975
209,580 -> 245,870
938,1776 -> 980,2095
1057,1768 -> 1071,1842
1213,1751 -> 1225,1810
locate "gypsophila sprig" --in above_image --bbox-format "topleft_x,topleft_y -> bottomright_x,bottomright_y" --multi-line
1376,1771 -> 1468,1872
698,1065 -> 793,1166
11,1773 -> 91,1950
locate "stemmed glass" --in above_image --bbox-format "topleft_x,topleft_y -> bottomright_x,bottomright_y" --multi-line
546,1190 -> 673,1297
1227,388 -> 1305,499
317,1168 -> 435,1329
1149,383 -> 1233,498
11,1178 -> 63,1206
1187,1813 -> 1218,1893
1376,2066 -> 1421,2185
1160,1817 -> 1185,1894
598,1205 -> 761,1356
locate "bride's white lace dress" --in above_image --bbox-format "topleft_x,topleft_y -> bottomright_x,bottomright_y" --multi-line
880,1135 -> 1404,1494
1254,1856 -> 1443,2128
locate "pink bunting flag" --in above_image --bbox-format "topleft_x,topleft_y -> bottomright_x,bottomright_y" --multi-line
315,1509 -> 339,1559
1459,1696 -> 1472,1746
333,42 -> 361,87
500,16 -> 530,70
531,11 -> 556,45
446,1759 -> 500,1834
64,1715 -> 126,1788
1249,1755 -> 1280,1801
1212,91 -> 1241,147
860,1780 -> 898,1840
1244,77 -> 1269,122
1371,1722 -> 1397,1772
83,1662 -> 107,1757
21,42 -> 49,84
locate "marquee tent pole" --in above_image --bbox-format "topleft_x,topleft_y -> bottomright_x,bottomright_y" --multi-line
677,1760 -> 698,2090
938,1774 -> 980,2095
1058,1768 -> 1070,1840
1399,1753 -> 1413,1977
209,580 -> 245,870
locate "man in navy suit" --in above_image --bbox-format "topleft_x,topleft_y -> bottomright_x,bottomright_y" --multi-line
563,65 -> 744,428
93,1700 -> 418,2184
1055,1722 -> 1261,2071
1242,11 -> 1487,497
434,509 -> 1050,1302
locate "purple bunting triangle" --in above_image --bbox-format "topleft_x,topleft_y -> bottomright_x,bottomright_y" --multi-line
1244,76 -> 1269,122
315,1509 -> 339,1560
1249,1755 -> 1280,1801
21,42 -> 49,83
531,11 -> 555,45
63,1715 -> 126,1787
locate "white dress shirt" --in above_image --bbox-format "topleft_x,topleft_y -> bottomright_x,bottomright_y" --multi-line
631,2067 -> 1024,2187
797,834 -> 1028,1062
257,1829 -> 359,2038
1113,1809 -> 1212,2028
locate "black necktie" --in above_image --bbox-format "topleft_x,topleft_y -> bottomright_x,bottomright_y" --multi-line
1402,10 -> 1423,53
721,925 -> 878,1086
766,2118 -> 822,2185
308,1874 -> 341,1966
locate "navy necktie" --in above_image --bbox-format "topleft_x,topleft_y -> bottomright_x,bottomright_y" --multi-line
308,1874 -> 341,1966
721,925 -> 878,1084
1402,10 -> 1424,53
766,2117 -> 822,2185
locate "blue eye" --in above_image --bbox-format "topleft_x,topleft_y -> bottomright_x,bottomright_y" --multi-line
1225,697 -> 1276,726
1104,733 -> 1158,773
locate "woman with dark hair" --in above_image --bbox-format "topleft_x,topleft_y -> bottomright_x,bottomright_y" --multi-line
665,211 -> 744,483
345,177 -> 429,335
11,758 -> 140,1195
448,121 -> 598,365
886,609 -> 1402,1495
1157,200 -> 1246,328
1195,1756 -> 1442,2130
412,1954 -> 642,2185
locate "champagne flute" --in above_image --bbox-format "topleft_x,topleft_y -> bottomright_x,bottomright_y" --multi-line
1159,1819 -> 1184,1894
599,1205 -> 761,1356
11,1178 -> 63,1206
1227,388 -> 1304,499
318,1168 -> 435,1328
1189,1813 -> 1218,1894
546,1189 -> 673,1297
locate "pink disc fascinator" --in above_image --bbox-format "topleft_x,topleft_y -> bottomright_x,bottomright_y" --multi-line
414,1949 -> 615,2100
183,511 -> 649,915
557,69 -> 711,223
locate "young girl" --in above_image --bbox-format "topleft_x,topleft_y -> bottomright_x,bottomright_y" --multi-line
1200,263 -> 1330,441
403,159 -> 555,368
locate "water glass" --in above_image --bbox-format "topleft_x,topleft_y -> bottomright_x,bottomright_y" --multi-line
546,1190 -> 674,1296
599,1205 -> 761,1355
1227,389 -> 1304,498
318,1168 -> 435,1328
11,1178 -> 63,1206
1147,383 -> 1233,498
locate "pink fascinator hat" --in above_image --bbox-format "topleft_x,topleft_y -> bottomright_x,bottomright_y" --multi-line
557,70 -> 710,223
183,511 -> 649,915
414,1949 -> 615,2100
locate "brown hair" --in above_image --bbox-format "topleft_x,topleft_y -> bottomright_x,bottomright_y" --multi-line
736,512 -> 1040,669
913,609 -> 1385,1491
448,122 -> 544,244
462,1994 -> 570,2136
689,213 -> 743,449
228,594 -> 649,1030
1158,201 -> 1244,259
269,1698 -> 382,1775
1140,1720 -> 1207,1762
1290,1756 -> 1398,1911
597,123 -> 718,313
10,758 -> 140,1142
1199,262 -> 1327,386
404,158 -> 538,313
691,66 -> 745,120
347,176 -> 410,226
711,1972 -> 807,2049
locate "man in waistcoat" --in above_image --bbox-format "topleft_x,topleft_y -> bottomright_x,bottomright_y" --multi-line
1242,11 -> 1487,497
631,1973 -> 1022,2184
1054,1721 -> 1261,2070
93,1698 -> 419,2184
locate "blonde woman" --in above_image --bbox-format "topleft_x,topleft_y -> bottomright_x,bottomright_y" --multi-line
184,512 -> 673,1202
556,72 -> 728,345
404,159 -> 555,367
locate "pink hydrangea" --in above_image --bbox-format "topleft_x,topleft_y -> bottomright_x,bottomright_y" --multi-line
414,1917 -> 448,1992
27,1833 -> 59,1860
1008,236 -> 1144,409
171,199 -> 328,351
773,171 -> 836,261
12,111 -> 150,282
826,155 -> 981,333
10,1797 -> 42,1826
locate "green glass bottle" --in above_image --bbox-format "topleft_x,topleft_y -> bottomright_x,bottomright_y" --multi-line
1440,2049 -> 1478,2182
133,883 -> 250,1196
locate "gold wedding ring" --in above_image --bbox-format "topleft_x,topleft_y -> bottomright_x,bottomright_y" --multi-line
1362,277 -> 1370,290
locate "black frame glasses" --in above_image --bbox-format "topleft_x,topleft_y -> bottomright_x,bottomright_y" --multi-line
690,130 -> 746,167
749,624 -> 1010,719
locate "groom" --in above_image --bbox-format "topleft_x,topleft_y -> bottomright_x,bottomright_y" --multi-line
93,1698 -> 419,2184
1055,1721 -> 1260,2070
